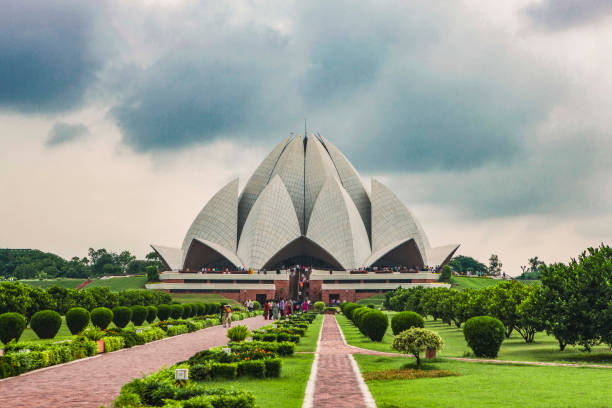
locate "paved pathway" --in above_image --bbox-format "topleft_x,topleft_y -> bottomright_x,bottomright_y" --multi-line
0,316 -> 268,408
303,315 -> 376,408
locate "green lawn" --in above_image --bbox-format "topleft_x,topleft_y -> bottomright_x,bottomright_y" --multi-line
336,314 -> 612,365
337,314 -> 397,353
355,354 -> 612,408
85,275 -> 147,291
168,293 -> 241,306
294,314 -> 323,352
356,294 -> 386,307
19,278 -> 86,289
450,276 -> 500,289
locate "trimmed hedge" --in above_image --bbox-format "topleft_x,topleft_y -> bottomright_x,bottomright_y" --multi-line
112,306 -> 133,329
102,336 -> 125,352
391,311 -> 425,335
182,304 -> 193,319
314,301 -> 325,313
168,324 -> 188,336
66,307 -> 90,335
0,312 -> 26,344
30,310 -> 62,339
238,360 -> 266,378
360,310 -> 388,342
130,305 -> 148,326
463,316 -> 506,358
211,362 -> 237,379
157,304 -> 171,321
146,306 -> 157,323
264,358 -> 282,377
342,302 -> 361,321
91,307 -> 113,330
170,304 -> 184,320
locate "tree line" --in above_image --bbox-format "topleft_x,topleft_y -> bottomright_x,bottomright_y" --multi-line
0,248 -> 162,280
385,244 -> 611,351
0,281 -> 172,321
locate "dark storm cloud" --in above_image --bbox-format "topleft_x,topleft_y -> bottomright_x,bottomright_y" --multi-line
524,0 -> 612,29
46,122 -> 89,147
0,0 -> 104,113
110,24 -> 294,151
111,0 -> 559,175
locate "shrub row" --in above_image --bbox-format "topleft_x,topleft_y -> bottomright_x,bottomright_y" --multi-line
341,303 -> 388,342
114,366 -> 256,408
0,310 -> 246,379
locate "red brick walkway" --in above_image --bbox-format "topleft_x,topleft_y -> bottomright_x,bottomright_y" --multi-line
0,316 -> 268,408
304,315 -> 376,408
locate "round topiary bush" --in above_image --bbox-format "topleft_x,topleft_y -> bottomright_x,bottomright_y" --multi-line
182,304 -> 193,319
391,311 -> 425,335
252,301 -> 261,311
392,327 -> 443,367
112,306 -> 133,328
352,307 -> 370,328
91,307 -> 113,330
0,312 -> 27,344
313,301 -> 325,313
157,304 -> 171,321
66,307 -> 90,335
131,305 -> 148,326
343,303 -> 361,321
146,306 -> 157,323
360,310 -> 388,342
463,316 -> 506,358
30,310 -> 62,339
170,304 -> 184,320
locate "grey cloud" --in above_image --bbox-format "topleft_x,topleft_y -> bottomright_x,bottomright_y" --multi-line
385,133 -> 612,218
0,0 -> 105,113
110,23 -> 297,151
524,0 -> 612,29
46,122 -> 89,147
109,0 -> 561,176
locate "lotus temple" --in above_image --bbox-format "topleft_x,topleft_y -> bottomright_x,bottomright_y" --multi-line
147,134 -> 458,303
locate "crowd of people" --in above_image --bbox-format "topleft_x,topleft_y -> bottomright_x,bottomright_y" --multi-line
257,298 -> 311,320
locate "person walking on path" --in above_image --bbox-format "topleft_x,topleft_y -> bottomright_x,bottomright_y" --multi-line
272,301 -> 280,320
263,301 -> 270,320
302,299 -> 309,313
222,303 -> 232,328
284,300 -> 292,316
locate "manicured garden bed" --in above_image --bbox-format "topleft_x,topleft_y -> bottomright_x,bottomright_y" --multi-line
112,313 -> 321,408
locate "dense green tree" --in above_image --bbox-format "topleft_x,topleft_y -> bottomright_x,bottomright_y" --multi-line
439,265 -> 452,282
448,255 -> 487,275
46,285 -> 76,314
146,266 -> 160,282
0,282 -> 33,316
25,287 -> 57,322
487,281 -> 529,337
487,254 -> 503,276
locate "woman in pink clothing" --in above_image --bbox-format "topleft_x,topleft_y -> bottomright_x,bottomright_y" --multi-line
302,300 -> 309,313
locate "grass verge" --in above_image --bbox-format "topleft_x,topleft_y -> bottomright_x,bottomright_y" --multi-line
337,313 -> 612,365
355,354 -> 612,408
294,314 -> 323,352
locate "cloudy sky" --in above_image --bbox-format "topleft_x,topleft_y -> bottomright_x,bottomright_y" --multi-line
1,0 -> 611,275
